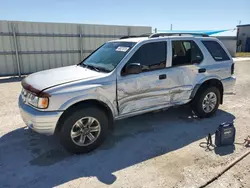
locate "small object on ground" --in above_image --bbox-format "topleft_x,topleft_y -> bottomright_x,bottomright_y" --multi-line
215,122 -> 235,147
246,136 -> 250,147
199,133 -> 215,151
200,122 -> 235,151
235,135 -> 250,147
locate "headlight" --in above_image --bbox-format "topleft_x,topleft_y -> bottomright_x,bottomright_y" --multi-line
26,92 -> 49,109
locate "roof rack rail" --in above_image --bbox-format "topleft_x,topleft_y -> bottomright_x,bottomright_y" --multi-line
120,36 -> 138,39
119,33 -> 153,39
139,33 -> 153,37
149,33 -> 209,38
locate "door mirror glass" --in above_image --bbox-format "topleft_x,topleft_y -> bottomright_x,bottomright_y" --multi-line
124,63 -> 142,75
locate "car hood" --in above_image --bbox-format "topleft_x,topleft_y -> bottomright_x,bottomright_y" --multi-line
23,65 -> 105,91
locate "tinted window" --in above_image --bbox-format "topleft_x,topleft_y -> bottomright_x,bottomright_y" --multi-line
126,41 -> 167,72
183,41 -> 191,50
172,40 -> 203,66
202,41 -> 230,61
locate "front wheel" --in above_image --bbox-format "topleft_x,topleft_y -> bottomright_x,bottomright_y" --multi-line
59,106 -> 109,154
192,87 -> 220,118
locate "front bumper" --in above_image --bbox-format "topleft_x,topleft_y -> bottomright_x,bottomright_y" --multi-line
221,76 -> 236,94
18,96 -> 63,135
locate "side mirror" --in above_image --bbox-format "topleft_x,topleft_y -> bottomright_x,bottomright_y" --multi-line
124,63 -> 142,75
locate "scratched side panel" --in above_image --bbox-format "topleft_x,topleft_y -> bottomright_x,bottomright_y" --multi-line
44,74 -> 118,117
117,68 -> 183,115
117,67 -> 194,115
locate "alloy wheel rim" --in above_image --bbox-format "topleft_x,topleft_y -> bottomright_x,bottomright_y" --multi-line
202,92 -> 217,113
70,117 -> 101,146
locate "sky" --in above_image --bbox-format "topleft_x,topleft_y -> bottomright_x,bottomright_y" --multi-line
0,0 -> 249,35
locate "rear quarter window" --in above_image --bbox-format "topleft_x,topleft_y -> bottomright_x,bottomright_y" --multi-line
202,41 -> 230,61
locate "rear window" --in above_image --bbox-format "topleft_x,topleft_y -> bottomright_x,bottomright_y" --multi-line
202,41 -> 230,61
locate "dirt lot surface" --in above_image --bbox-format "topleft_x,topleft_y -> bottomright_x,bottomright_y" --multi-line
0,61 -> 249,188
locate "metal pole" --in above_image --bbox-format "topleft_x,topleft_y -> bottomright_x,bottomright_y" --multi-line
79,25 -> 83,60
170,24 -> 173,31
127,27 -> 131,36
154,28 -> 157,33
11,23 -> 21,77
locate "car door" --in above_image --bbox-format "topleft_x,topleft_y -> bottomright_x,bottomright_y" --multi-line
166,39 -> 205,104
117,40 -> 174,115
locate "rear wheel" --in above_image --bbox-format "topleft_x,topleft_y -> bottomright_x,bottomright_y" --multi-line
192,87 -> 220,118
59,105 -> 109,154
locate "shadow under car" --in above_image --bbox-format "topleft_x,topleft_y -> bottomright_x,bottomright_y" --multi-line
0,106 -> 235,187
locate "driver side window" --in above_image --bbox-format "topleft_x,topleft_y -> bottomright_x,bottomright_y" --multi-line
125,41 -> 167,73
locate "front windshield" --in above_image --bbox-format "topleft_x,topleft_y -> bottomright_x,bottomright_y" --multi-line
81,41 -> 136,72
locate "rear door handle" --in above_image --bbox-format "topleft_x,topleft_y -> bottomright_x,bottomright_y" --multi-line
159,74 -> 167,80
198,68 -> 206,73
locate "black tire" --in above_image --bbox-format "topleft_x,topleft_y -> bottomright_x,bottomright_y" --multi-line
191,87 -> 221,118
59,105 -> 109,154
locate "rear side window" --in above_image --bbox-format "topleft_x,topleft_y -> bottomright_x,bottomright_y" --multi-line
202,41 -> 230,61
172,40 -> 203,66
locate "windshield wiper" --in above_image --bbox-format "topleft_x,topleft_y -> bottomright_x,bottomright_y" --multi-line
87,65 -> 101,72
80,64 -> 98,72
81,64 -> 109,73
95,66 -> 110,73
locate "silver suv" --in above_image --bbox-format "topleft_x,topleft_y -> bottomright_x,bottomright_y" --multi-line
19,33 -> 236,153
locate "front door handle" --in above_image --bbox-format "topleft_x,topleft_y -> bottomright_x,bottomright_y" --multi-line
159,74 -> 167,80
198,68 -> 206,73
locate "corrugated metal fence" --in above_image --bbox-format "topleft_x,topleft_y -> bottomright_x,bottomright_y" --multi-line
0,21 -> 151,76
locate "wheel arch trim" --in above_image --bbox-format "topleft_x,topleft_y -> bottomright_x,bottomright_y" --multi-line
190,76 -> 224,104
59,94 -> 118,118
55,97 -> 115,134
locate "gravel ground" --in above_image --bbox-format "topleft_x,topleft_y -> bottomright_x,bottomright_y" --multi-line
0,61 -> 249,188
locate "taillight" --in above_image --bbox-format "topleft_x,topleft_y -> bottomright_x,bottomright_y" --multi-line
231,63 -> 234,75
